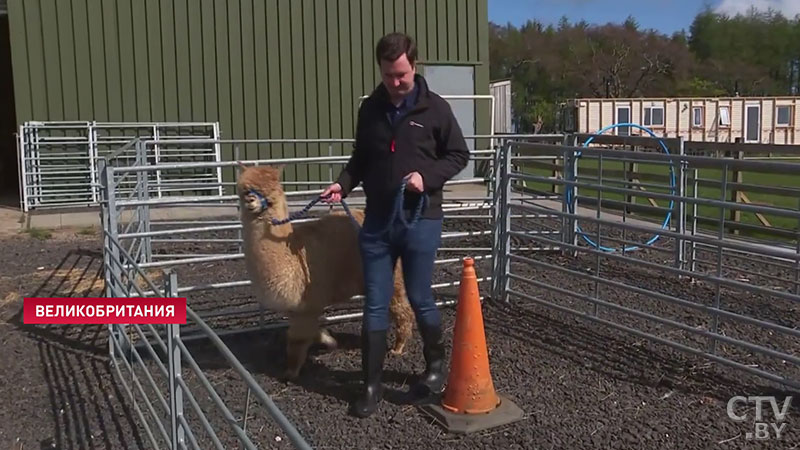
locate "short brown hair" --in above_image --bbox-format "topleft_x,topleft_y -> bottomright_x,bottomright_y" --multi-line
375,32 -> 417,65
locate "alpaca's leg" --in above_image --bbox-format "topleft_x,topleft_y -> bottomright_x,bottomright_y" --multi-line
315,328 -> 337,349
388,261 -> 414,356
283,311 -> 319,380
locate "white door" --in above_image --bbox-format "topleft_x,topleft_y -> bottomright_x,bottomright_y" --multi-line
421,65 -> 475,180
616,105 -> 631,136
745,104 -> 761,143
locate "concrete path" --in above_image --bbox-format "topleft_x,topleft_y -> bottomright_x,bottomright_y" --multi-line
0,181 -> 655,235
1,182 -> 495,232
0,207 -> 24,237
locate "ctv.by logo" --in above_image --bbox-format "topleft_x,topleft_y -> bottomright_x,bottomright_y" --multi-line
727,396 -> 793,440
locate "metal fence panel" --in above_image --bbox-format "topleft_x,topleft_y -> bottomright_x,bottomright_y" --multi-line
97,134 -> 549,448
99,143 -> 315,449
18,121 -> 221,211
494,137 -> 800,391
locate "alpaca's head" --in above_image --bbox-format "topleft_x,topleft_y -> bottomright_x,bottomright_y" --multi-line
236,164 -> 288,221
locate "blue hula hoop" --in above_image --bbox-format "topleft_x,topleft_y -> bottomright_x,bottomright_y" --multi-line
565,122 -> 677,252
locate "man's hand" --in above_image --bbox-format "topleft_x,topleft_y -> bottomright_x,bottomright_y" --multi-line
321,182 -> 343,203
404,172 -> 424,193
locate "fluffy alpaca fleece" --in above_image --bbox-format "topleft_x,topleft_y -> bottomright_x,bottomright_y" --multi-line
236,164 -> 415,380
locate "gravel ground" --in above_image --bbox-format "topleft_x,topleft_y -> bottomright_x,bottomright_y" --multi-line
0,228 -> 148,450
1,212 -> 799,449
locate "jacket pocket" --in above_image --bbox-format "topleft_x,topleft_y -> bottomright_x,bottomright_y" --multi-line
406,122 -> 437,158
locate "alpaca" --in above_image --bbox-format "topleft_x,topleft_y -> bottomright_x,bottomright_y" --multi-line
236,164 -> 415,380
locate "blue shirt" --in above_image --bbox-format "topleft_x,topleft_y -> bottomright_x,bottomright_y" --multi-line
386,82 -> 420,126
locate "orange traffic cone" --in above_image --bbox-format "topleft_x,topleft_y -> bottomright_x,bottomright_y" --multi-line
419,257 -> 525,434
440,257 -> 501,414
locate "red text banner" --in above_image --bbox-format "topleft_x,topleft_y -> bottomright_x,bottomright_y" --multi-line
23,297 -> 187,324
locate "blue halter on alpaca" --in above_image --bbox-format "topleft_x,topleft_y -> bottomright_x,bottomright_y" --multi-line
247,189 -> 269,211
249,178 -> 427,231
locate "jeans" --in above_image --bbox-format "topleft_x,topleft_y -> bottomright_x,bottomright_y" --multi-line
358,210 -> 442,332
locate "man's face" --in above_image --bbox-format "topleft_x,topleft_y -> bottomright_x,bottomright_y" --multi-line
379,53 -> 416,100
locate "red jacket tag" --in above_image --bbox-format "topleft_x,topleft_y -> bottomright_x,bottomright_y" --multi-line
391,140 -> 395,152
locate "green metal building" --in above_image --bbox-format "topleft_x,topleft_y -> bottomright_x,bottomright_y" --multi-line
2,0 -> 491,200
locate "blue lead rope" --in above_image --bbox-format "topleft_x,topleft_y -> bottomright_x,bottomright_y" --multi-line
268,195 -> 327,226
260,178 -> 428,234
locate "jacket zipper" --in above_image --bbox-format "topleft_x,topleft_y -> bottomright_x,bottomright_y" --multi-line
388,104 -> 422,154
387,102 -> 426,180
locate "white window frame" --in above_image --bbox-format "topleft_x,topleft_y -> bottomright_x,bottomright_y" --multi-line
692,106 -> 704,128
643,105 -> 665,127
718,106 -> 731,127
776,105 -> 793,127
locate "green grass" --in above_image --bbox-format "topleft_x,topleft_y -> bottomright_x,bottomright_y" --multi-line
23,228 -> 53,241
77,226 -> 97,236
517,156 -> 800,243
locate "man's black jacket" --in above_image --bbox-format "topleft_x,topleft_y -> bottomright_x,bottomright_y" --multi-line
336,74 -> 470,220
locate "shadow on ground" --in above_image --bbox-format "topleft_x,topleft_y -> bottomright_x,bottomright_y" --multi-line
3,249 -> 146,450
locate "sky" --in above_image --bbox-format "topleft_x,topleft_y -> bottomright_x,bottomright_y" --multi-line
488,0 -> 800,36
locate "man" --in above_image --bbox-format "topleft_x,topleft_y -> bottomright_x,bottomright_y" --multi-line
321,32 -> 470,418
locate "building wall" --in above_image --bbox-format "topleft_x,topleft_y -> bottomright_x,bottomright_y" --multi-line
574,97 -> 800,144
8,0 -> 490,184
0,15 -> 17,197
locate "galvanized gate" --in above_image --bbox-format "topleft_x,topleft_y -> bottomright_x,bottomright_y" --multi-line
17,121 -> 222,212
97,133 -> 547,448
97,130 -> 800,448
492,134 -> 800,392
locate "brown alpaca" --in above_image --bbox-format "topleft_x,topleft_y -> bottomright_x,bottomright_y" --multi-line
236,164 -> 415,380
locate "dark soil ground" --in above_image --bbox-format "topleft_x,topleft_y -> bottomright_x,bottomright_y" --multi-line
2,210 -> 799,449
0,227 -> 147,450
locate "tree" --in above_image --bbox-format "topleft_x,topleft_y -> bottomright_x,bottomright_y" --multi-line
489,9 -> 800,132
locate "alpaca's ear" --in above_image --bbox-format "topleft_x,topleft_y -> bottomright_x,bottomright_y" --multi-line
236,161 -> 248,170
275,164 -> 286,175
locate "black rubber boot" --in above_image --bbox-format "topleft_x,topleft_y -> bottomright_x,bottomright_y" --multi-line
351,329 -> 387,418
409,323 -> 446,400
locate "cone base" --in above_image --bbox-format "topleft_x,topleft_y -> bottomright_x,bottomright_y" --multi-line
418,393 -> 525,435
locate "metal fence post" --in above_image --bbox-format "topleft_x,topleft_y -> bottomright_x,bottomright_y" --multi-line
166,270 -> 185,449
328,144 -> 334,214
89,122 -> 99,204
490,140 -> 500,301
690,167 -> 699,274
562,135 -> 579,257
235,146 -> 243,255
675,137 -> 686,272
135,139 -> 144,263
593,152 -> 603,317
32,125 -> 42,209
213,122 -> 224,197
99,158 -> 114,359
103,157 -> 131,360
491,139 -> 506,302
17,127 -> 28,212
709,163 -> 729,355
140,139 -> 153,264
560,134 -> 570,251
500,140 -> 513,301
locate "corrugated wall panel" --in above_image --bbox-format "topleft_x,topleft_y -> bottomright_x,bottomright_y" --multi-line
132,1 -> 151,121
8,0 -> 489,184
7,1 -> 30,122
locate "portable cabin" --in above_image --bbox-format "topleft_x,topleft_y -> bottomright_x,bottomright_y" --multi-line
561,96 -> 800,144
